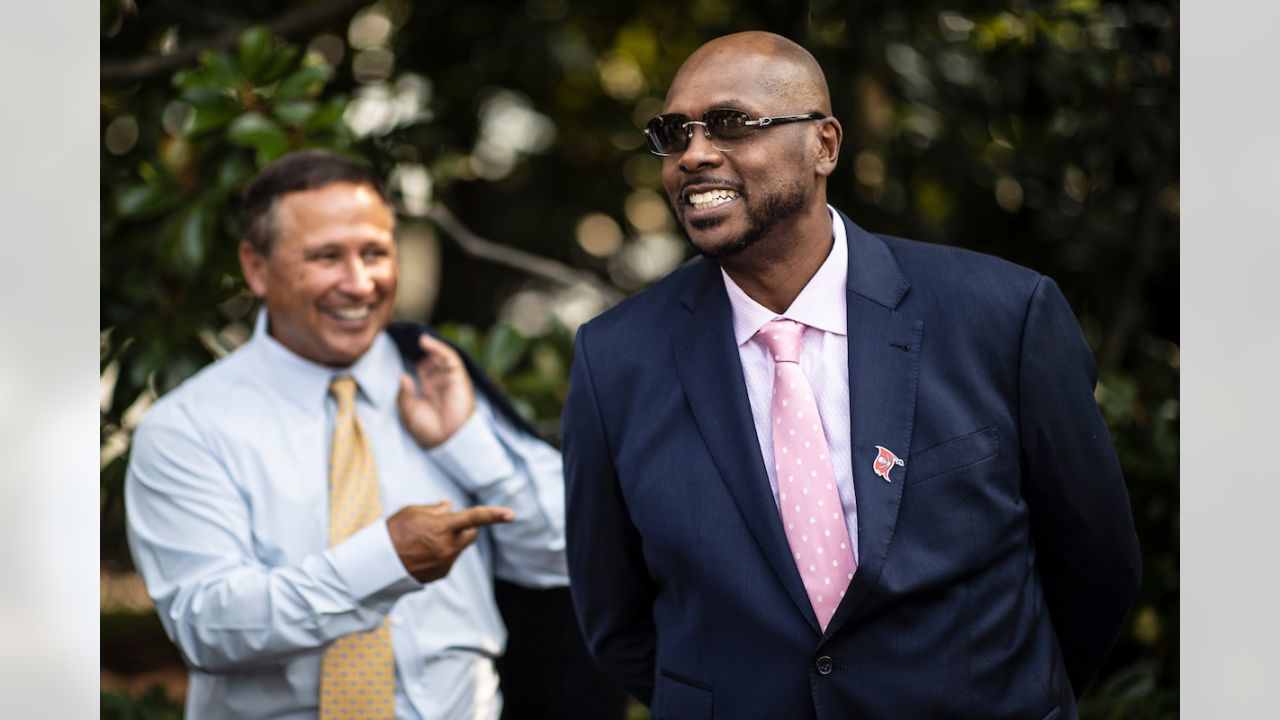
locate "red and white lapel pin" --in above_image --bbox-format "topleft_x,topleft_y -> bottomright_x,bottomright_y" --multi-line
872,446 -> 905,482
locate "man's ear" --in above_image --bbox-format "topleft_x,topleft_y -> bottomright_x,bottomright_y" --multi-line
815,117 -> 843,178
238,240 -> 268,298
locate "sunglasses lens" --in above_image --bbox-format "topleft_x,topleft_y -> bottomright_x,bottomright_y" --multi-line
646,114 -> 689,155
706,109 -> 753,141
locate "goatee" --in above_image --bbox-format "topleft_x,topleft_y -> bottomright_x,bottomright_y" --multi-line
681,180 -> 807,259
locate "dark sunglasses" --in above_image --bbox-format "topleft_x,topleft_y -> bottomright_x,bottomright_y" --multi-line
643,108 -> 826,157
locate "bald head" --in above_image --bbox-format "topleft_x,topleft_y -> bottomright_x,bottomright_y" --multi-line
669,32 -> 831,116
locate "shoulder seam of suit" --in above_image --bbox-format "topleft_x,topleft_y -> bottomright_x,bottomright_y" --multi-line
571,324 -> 619,461
1012,273 -> 1050,435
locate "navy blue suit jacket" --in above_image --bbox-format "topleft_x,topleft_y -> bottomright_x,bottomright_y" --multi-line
562,212 -> 1141,720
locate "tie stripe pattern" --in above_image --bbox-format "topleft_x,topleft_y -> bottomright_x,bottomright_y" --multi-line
320,376 -> 396,719
756,320 -> 857,630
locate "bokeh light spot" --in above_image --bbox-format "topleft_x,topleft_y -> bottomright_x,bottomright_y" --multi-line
353,48 -> 395,84
854,151 -> 885,188
104,116 -> 139,156
624,190 -> 672,233
348,8 -> 393,50
623,154 -> 661,189
995,176 -> 1024,213
307,33 -> 345,68
576,213 -> 624,258
598,54 -> 647,101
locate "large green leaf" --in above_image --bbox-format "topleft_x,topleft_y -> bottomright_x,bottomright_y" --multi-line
183,93 -> 242,137
482,324 -> 528,377
175,201 -> 211,274
273,99 -> 317,127
275,64 -> 333,101
306,97 -> 348,131
237,26 -> 274,81
186,49 -> 238,90
227,113 -> 289,157
257,45 -> 301,85
216,152 -> 253,190
115,184 -> 181,220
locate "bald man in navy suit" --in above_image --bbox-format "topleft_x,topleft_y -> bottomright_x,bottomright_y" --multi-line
562,32 -> 1140,720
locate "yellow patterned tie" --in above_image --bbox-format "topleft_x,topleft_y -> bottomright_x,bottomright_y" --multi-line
320,376 -> 396,719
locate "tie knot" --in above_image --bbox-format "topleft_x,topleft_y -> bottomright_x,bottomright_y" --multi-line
329,375 -> 358,412
756,319 -> 806,363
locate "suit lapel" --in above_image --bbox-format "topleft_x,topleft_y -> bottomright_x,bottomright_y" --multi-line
672,260 -> 820,632
823,214 -> 923,641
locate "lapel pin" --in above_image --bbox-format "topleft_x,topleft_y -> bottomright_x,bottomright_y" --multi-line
873,446 -> 905,482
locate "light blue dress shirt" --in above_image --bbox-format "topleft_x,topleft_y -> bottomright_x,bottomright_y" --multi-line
126,311 -> 568,719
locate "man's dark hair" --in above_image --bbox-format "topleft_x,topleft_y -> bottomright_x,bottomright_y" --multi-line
240,149 -> 391,255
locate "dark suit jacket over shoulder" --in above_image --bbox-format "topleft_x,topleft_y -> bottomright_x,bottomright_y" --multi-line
562,211 -> 1140,720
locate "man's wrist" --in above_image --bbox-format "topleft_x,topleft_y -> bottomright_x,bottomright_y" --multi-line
427,406 -> 515,489
330,519 -> 423,600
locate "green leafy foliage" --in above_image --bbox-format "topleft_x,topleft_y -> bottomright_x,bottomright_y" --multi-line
101,27 -> 356,573
438,322 -> 575,440
101,688 -> 183,720
103,2 -> 1176,713
1079,660 -> 1180,719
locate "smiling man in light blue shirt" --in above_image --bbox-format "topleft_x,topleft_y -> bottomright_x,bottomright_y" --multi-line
125,150 -> 568,719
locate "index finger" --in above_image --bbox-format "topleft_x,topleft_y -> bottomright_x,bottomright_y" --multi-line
417,332 -> 462,362
443,505 -> 515,532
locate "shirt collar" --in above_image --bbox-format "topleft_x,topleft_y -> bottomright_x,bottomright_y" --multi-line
722,205 -> 849,346
248,308 -> 403,413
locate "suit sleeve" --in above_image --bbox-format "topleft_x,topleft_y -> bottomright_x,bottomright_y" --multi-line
1017,276 -> 1142,696
562,324 -> 659,705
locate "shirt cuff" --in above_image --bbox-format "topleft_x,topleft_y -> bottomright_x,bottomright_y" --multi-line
427,407 -> 515,491
330,519 -> 421,601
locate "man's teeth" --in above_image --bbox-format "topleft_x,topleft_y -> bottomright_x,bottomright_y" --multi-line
331,307 -> 371,321
688,189 -> 739,209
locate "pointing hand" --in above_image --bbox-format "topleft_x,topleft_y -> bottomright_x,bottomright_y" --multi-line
387,500 -> 515,583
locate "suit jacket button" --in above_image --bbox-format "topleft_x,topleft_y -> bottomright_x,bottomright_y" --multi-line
815,656 -> 833,675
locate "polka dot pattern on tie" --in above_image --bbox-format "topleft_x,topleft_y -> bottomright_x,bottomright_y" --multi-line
320,377 -> 396,719
755,320 -> 857,631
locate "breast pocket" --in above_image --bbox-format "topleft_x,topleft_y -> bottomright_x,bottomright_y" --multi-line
905,426 -> 1000,486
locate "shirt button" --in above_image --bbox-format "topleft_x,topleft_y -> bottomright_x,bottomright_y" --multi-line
390,613 -> 403,627
815,656 -> 833,675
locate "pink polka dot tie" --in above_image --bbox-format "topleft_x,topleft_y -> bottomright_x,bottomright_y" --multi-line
321,377 -> 396,718
756,320 -> 856,630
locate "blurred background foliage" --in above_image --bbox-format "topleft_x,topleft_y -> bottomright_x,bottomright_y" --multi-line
101,0 -> 1177,716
